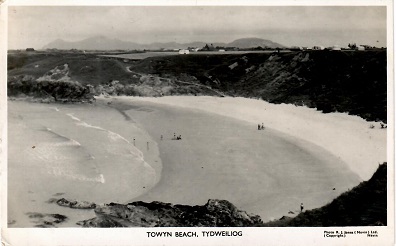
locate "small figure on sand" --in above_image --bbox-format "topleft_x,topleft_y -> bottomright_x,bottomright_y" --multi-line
300,203 -> 304,213
161,135 -> 163,140
172,133 -> 182,140
258,123 -> 265,130
133,138 -> 136,146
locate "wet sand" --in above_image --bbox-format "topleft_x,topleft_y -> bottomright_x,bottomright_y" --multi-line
110,97 -> 362,221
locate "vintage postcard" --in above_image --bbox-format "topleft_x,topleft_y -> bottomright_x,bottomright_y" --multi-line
1,0 -> 394,245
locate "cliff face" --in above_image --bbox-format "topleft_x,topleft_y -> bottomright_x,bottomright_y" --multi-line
76,199 -> 262,227
8,75 -> 94,103
8,63 -> 95,102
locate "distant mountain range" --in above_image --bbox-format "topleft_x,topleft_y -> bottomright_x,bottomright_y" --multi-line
42,36 -> 285,50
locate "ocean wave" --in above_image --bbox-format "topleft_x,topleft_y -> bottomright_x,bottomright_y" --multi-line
62,112 -> 157,185
49,107 -> 60,112
53,139 -> 81,147
76,121 -> 107,131
66,113 -> 82,122
66,113 -> 145,160
45,127 -> 81,147
49,168 -> 105,183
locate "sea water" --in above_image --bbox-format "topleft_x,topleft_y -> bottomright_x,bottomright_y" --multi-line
8,100 -> 161,227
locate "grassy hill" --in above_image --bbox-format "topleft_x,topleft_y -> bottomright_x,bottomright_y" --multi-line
127,50 -> 387,122
8,50 -> 387,122
8,52 -> 138,86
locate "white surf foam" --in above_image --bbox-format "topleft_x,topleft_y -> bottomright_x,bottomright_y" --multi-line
49,168 -> 105,183
66,113 -> 82,122
46,127 -> 81,147
49,107 -> 60,112
65,112 -> 149,169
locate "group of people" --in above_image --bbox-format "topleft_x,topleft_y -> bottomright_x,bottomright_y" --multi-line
257,123 -> 265,130
159,133 -> 182,140
172,133 -> 182,140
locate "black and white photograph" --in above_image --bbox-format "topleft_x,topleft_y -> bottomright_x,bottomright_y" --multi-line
1,1 -> 394,245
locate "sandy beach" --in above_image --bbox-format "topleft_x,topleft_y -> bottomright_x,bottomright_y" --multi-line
109,97 -> 377,221
8,96 -> 386,226
126,96 -> 387,181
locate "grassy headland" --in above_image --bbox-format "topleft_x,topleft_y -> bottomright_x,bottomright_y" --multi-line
8,50 -> 386,122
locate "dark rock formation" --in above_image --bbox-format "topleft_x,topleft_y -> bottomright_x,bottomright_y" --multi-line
26,212 -> 68,228
57,198 -> 96,209
7,75 -> 94,103
77,199 -> 263,227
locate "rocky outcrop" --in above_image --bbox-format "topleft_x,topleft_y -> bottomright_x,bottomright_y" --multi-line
57,198 -> 96,209
8,74 -> 94,103
26,212 -> 68,228
76,199 -> 263,227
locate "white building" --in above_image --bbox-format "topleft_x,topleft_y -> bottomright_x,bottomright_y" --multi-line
179,49 -> 190,54
312,46 -> 325,50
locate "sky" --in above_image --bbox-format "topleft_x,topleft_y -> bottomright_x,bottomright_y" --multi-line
8,5 -> 387,49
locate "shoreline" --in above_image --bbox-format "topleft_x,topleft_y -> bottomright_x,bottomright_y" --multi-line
7,95 -> 386,225
8,99 -> 163,227
107,97 -> 363,221
124,96 -> 387,181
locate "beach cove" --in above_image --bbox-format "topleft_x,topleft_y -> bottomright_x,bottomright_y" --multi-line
108,96 -> 385,221
7,96 -> 386,226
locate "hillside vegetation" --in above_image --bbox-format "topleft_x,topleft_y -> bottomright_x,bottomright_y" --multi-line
8,50 -> 386,121
128,50 -> 387,122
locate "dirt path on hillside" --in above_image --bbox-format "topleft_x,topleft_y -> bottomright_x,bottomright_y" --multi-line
125,66 -> 226,97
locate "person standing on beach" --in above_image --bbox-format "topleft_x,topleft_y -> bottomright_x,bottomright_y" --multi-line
261,123 -> 264,130
258,124 -> 261,130
161,135 -> 163,141
300,203 -> 304,213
